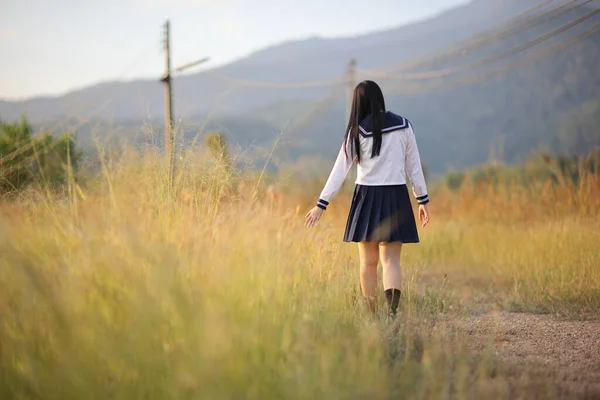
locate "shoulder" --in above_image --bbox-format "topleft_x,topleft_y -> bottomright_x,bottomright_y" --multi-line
358,111 -> 411,137
385,112 -> 412,132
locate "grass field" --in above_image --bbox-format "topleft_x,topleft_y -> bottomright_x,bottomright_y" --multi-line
1,148 -> 599,399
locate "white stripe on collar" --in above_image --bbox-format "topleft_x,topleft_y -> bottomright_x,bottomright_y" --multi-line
358,117 -> 409,137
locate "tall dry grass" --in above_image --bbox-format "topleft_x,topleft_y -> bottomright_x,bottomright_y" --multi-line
0,147 -> 597,398
289,163 -> 600,318
411,170 -> 600,317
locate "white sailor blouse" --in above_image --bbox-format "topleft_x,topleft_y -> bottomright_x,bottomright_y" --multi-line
316,111 -> 429,210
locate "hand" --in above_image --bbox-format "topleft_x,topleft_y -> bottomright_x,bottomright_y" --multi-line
305,206 -> 324,228
419,204 -> 430,228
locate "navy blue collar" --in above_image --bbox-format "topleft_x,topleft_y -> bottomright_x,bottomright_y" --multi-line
358,111 -> 409,137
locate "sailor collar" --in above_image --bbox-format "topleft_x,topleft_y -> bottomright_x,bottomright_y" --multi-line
358,111 -> 410,138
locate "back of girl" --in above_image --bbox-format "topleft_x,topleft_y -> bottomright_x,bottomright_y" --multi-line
305,80 -> 430,317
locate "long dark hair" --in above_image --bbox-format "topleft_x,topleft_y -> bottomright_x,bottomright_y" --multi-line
344,80 -> 386,163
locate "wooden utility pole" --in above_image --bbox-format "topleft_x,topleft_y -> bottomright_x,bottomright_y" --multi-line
159,20 -> 210,185
346,58 -> 356,122
161,20 -> 175,183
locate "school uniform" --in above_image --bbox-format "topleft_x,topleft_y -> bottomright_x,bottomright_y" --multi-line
316,111 -> 429,243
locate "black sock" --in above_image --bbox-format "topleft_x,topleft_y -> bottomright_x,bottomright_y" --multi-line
385,289 -> 401,315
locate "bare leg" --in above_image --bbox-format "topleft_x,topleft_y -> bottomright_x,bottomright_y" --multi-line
358,241 -> 379,313
379,242 -> 403,315
379,242 -> 403,290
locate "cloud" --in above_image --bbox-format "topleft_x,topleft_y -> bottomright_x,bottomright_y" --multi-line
0,27 -> 17,38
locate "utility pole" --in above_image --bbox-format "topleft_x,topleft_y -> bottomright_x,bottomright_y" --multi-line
346,58 -> 356,122
161,20 -> 175,183
160,20 -> 210,185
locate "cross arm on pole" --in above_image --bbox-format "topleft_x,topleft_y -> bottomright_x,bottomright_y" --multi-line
174,57 -> 211,74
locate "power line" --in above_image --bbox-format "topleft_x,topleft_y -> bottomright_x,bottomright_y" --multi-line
359,0 -> 585,76
280,82 -> 346,141
462,0 -> 595,53
206,71 -> 346,89
381,21 -> 600,94
5,0 -> 597,174
358,6 -> 600,81
195,1 -> 596,89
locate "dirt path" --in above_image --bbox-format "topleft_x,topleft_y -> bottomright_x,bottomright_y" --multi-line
415,270 -> 600,397
451,310 -> 600,399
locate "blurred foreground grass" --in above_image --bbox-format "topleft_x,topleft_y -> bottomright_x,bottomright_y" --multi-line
0,148 -> 598,398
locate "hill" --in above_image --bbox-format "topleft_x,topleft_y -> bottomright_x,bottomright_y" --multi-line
1,0 -> 600,174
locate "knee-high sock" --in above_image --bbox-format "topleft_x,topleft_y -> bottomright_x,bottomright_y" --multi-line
384,289 -> 401,315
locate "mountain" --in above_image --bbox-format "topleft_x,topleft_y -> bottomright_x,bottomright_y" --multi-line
2,0 -> 600,175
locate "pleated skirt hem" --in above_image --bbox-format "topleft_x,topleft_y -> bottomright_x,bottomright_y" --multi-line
343,184 -> 420,243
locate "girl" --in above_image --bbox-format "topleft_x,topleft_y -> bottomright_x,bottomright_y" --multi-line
305,80 -> 430,316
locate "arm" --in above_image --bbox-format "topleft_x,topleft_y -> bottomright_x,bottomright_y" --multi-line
316,140 -> 355,210
405,126 -> 429,205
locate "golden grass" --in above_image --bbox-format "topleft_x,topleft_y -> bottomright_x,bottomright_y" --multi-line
412,174 -> 599,318
291,167 -> 600,319
0,148 -> 598,398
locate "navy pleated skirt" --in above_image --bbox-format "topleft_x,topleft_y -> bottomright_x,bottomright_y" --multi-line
344,184 -> 419,243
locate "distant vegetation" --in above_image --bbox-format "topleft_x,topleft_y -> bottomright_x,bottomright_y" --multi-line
0,116 -> 80,194
4,112 -> 598,204
443,149 -> 600,191
204,131 -> 233,172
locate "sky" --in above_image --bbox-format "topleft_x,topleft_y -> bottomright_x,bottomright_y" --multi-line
0,0 -> 470,100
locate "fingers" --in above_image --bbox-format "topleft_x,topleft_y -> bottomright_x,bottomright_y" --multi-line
418,207 -> 429,227
304,210 -> 319,228
304,214 -> 314,228
422,212 -> 430,227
